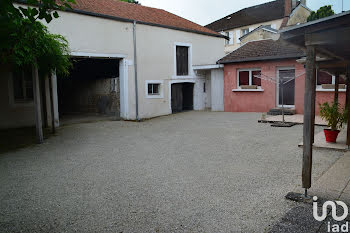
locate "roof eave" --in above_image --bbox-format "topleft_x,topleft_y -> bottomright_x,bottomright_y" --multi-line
69,9 -> 227,39
218,54 -> 304,64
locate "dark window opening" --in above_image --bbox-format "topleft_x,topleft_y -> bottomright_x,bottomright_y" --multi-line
317,71 -> 333,85
148,83 -> 160,95
252,70 -> 261,86
176,46 -> 189,76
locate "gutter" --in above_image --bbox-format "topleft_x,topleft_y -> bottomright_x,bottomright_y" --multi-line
133,21 -> 140,121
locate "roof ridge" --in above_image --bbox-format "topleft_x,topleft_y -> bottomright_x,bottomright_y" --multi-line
205,0 -> 282,28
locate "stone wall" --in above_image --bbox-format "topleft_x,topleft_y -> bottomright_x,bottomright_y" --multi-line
58,77 -> 120,116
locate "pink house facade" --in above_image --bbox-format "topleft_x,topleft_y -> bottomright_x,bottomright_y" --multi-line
219,39 -> 346,115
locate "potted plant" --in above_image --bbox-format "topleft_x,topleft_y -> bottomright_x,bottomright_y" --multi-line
319,102 -> 347,143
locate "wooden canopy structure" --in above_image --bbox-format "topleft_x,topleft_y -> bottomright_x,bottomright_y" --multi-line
280,11 -> 350,191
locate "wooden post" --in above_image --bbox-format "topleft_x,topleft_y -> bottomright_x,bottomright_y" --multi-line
346,67 -> 350,146
311,67 -> 317,143
49,77 -> 56,133
302,46 -> 316,189
32,64 -> 44,144
51,71 -> 60,128
44,76 -> 53,129
335,74 -> 340,106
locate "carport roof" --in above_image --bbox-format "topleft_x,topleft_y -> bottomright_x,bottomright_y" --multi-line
67,0 -> 224,39
280,11 -> 350,75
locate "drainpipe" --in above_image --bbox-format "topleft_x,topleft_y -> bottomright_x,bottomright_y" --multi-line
133,20 -> 140,121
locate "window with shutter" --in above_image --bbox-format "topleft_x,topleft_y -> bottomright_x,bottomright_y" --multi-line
176,46 -> 189,76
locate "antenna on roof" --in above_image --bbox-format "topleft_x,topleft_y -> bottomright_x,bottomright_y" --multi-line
342,0 -> 344,12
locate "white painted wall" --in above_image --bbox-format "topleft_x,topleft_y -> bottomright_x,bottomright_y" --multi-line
1,8 -> 225,128
47,11 -> 225,119
44,11 -> 136,120
211,69 -> 224,111
136,23 -> 225,118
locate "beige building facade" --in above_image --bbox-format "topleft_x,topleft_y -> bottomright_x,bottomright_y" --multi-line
0,2 -> 226,129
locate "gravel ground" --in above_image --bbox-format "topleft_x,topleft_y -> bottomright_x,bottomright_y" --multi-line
0,111 -> 342,233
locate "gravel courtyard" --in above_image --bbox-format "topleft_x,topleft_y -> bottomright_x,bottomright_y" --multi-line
0,111 -> 342,232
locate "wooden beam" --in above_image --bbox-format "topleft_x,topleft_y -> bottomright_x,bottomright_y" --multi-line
32,64 -> 44,144
303,46 -> 316,189
318,60 -> 350,69
305,27 -> 350,46
335,74 -> 340,105
316,47 -> 345,61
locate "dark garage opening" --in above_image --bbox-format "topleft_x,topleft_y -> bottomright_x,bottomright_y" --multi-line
171,83 -> 194,113
57,58 -> 120,124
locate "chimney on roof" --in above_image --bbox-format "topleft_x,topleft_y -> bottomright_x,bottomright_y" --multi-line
291,0 -> 298,10
284,0 -> 292,17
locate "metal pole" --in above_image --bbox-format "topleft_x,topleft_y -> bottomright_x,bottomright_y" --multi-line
133,21 -> 140,121
281,79 -> 285,123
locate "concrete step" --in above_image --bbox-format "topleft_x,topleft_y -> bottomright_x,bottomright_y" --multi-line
267,108 -> 296,115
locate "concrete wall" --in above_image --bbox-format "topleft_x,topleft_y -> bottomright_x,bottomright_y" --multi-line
58,77 -> 120,116
224,59 -> 345,114
135,23 -> 225,119
223,19 -> 283,54
0,68 -> 35,129
287,5 -> 311,26
240,30 -> 279,45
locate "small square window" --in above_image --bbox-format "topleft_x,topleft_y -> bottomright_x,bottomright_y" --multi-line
148,83 -> 160,95
242,28 -> 249,36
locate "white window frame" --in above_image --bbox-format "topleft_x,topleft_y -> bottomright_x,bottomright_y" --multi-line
236,68 -> 262,89
173,42 -> 193,79
241,28 -> 249,36
8,70 -> 34,107
145,80 -> 164,99
276,67 -> 295,108
316,70 -> 346,92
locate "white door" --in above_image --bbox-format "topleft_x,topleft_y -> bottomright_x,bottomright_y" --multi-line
211,69 -> 224,111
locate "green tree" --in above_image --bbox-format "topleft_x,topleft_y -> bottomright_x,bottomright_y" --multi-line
0,0 -> 75,76
307,5 -> 335,22
120,0 -> 140,4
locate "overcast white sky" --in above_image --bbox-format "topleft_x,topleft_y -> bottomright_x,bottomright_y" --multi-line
140,0 -> 349,26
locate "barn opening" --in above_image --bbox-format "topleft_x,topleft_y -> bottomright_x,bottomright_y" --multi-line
171,82 -> 194,113
57,57 -> 120,124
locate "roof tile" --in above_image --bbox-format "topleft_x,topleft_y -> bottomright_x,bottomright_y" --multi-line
218,39 -> 305,63
71,0 -> 220,36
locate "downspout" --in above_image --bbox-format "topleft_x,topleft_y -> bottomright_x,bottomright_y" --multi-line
133,20 -> 140,121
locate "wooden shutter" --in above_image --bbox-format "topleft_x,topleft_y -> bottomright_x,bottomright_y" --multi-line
229,31 -> 234,44
176,46 -> 189,76
236,30 -> 240,43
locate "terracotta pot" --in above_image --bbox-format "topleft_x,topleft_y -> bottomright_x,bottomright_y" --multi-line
324,129 -> 340,143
